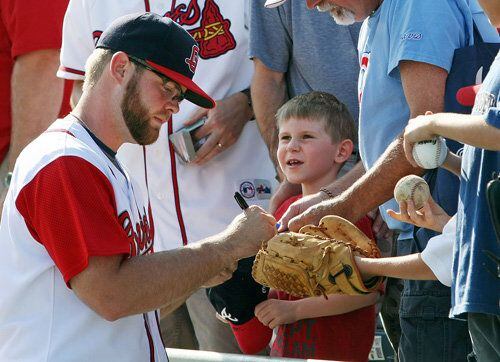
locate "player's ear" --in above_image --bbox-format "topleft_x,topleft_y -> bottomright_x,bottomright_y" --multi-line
109,52 -> 134,84
334,139 -> 354,164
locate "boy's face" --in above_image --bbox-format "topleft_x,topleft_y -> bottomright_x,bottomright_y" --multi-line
277,117 -> 341,186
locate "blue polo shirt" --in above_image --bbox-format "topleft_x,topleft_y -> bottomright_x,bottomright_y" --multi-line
357,0 -> 474,238
451,51 -> 500,318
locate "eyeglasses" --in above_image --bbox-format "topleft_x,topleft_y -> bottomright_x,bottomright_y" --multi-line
128,55 -> 186,103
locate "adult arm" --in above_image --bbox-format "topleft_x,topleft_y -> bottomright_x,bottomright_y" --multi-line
17,157 -> 276,322
285,61 -> 448,231
0,50 -> 65,213
8,49 -> 64,170
251,58 -> 287,169
159,263 -> 236,318
70,207 -> 276,321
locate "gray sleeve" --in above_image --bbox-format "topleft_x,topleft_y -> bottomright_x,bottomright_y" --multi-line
249,0 -> 290,73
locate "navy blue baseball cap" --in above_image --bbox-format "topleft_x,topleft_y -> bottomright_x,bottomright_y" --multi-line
96,12 -> 215,109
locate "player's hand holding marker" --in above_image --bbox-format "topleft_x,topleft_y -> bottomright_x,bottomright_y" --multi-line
227,192 -> 277,260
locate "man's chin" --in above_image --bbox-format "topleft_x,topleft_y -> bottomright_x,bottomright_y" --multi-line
134,131 -> 160,146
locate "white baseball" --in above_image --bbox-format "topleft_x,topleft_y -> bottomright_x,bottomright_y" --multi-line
412,136 -> 448,169
394,175 -> 431,210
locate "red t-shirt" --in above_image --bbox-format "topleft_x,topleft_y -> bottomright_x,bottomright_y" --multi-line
272,195 -> 376,361
0,0 -> 71,163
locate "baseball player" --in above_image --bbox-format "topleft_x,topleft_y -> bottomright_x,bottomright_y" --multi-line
0,13 -> 277,361
58,0 -> 277,352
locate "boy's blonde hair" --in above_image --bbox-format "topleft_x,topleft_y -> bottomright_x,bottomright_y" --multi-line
276,91 -> 357,145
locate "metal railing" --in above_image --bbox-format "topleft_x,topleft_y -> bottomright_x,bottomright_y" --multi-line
166,348 -> 324,362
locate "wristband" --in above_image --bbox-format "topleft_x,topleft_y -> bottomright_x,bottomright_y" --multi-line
240,88 -> 252,108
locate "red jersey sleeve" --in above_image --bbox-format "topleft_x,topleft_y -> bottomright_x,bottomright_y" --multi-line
15,156 -> 131,285
5,0 -> 69,58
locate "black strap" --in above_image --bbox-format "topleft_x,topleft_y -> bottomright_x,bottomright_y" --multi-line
472,22 -> 485,45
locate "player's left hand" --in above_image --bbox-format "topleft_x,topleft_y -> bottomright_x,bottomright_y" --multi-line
184,92 -> 252,165
403,111 -> 438,167
254,298 -> 298,329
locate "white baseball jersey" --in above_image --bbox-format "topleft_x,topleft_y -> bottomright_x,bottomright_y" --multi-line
0,117 -> 167,361
58,0 -> 277,251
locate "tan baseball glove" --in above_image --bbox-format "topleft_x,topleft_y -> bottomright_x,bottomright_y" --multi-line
252,215 -> 383,297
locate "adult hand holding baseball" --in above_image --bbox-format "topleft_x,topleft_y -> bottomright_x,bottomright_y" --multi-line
225,205 -> 277,259
403,111 -> 445,168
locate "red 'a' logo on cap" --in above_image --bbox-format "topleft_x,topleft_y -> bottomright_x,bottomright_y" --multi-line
185,45 -> 200,73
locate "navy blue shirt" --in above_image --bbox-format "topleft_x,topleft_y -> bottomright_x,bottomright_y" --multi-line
451,51 -> 500,318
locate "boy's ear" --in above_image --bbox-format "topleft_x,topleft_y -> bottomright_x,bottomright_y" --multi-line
334,139 -> 354,164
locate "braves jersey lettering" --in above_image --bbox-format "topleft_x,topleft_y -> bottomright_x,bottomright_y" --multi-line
166,0 -> 236,59
119,203 -> 155,257
88,1 -> 237,61
166,0 -> 201,25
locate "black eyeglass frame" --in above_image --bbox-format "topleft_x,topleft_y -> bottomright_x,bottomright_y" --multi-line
127,54 -> 186,103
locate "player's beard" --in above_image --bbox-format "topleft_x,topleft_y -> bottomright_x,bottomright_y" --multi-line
316,1 -> 356,26
121,71 -> 159,145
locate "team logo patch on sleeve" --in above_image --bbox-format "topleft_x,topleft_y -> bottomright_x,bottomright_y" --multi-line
255,180 -> 272,200
238,179 -> 272,200
239,181 -> 255,199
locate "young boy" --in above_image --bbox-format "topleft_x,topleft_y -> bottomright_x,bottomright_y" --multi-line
254,91 -> 379,361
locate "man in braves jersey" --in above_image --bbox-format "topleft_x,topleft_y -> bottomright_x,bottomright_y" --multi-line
58,0 -> 277,353
0,13 -> 276,361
